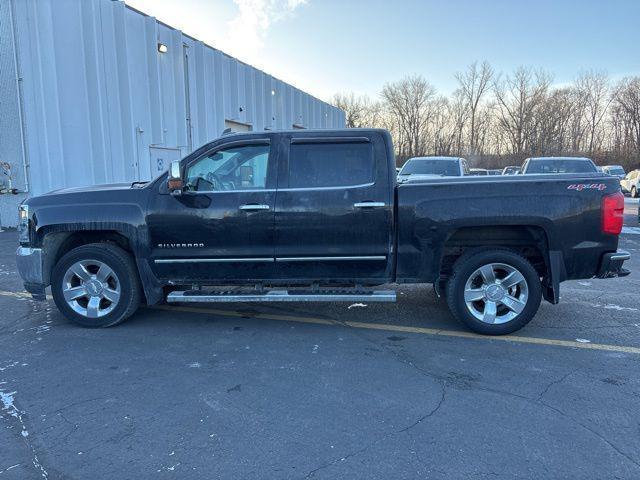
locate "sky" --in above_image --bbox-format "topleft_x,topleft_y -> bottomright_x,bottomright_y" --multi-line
124,0 -> 640,101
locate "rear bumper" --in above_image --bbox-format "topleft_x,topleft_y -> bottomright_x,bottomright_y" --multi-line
596,250 -> 631,279
16,247 -> 47,300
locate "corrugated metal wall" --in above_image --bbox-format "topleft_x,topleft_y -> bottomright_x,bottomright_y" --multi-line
0,0 -> 27,192
7,0 -> 345,197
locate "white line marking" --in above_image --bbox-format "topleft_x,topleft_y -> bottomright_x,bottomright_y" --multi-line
622,226 -> 640,235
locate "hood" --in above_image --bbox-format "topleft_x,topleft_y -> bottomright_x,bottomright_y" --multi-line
25,181 -> 149,210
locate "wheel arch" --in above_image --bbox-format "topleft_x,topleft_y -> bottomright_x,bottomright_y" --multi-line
437,224 -> 561,304
37,227 -> 148,299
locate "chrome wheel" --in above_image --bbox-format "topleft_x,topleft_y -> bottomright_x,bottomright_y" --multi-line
62,260 -> 121,318
463,263 -> 529,325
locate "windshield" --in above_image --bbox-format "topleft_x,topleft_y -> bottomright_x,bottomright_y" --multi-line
400,159 -> 460,177
525,159 -> 597,174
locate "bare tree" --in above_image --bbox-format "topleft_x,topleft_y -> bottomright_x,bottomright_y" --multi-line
382,75 -> 437,158
535,87 -> 574,155
454,61 -> 494,155
331,68 -> 640,170
610,77 -> 640,168
493,67 -> 551,155
576,71 -> 613,155
447,89 -> 468,156
332,93 -> 369,128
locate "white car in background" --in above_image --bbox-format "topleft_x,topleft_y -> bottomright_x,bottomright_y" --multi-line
621,170 -> 640,197
397,156 -> 468,183
502,166 -> 521,175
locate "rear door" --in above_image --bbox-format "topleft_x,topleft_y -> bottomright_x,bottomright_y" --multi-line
274,133 -> 393,283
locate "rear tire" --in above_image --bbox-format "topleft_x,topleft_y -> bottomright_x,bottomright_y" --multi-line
446,249 -> 542,335
51,243 -> 141,328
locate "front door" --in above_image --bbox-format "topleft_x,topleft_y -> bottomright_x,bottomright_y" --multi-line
147,138 -> 277,282
274,133 -> 393,283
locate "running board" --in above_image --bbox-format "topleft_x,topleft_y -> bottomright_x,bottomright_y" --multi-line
166,289 -> 396,303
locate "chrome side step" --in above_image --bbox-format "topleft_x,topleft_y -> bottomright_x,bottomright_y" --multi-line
166,289 -> 396,303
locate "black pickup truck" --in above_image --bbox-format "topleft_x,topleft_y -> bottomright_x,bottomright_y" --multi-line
16,129 -> 630,335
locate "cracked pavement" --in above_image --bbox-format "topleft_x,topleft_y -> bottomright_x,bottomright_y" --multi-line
0,227 -> 639,479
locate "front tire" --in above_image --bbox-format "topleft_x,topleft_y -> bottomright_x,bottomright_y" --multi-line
51,243 -> 141,328
446,249 -> 542,335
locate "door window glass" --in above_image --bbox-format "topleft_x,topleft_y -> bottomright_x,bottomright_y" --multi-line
288,142 -> 374,188
186,144 -> 270,192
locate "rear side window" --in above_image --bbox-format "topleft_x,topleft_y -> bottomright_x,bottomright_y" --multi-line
288,142 -> 374,188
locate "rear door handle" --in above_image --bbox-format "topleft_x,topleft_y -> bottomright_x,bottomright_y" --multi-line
354,202 -> 385,208
239,204 -> 270,211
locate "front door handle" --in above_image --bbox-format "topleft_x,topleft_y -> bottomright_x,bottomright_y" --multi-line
239,204 -> 270,211
354,202 -> 385,209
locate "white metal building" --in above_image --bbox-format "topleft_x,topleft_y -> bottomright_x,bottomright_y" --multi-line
0,0 -> 345,226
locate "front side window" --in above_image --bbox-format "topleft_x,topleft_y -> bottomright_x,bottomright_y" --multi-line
288,142 -> 374,188
185,144 -> 270,192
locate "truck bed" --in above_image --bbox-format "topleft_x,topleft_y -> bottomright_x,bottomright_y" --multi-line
395,173 -> 621,284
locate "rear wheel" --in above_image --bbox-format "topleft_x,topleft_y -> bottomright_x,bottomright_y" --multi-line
51,243 -> 141,327
446,249 -> 542,335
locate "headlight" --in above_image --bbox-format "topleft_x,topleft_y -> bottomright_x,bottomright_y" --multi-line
18,204 -> 30,244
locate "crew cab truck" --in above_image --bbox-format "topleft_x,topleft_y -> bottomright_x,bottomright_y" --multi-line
16,129 -> 630,335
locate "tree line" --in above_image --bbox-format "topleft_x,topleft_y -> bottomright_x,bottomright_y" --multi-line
332,62 -> 640,170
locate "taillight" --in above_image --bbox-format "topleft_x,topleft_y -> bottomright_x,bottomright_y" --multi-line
601,191 -> 624,235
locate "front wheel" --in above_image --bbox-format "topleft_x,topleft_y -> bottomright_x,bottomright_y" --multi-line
51,243 -> 141,327
446,249 -> 542,335
631,186 -> 638,198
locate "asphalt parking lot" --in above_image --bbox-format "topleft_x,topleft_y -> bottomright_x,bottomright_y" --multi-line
0,199 -> 639,479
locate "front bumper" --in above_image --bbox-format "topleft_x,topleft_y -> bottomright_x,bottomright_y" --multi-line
596,250 -> 631,279
16,247 -> 47,300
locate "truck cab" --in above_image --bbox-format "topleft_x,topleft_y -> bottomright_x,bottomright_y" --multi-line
147,129 -> 395,285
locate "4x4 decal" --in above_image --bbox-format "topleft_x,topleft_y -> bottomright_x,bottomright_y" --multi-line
568,183 -> 607,191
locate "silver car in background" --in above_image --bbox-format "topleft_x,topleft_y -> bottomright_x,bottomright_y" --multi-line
602,165 -> 626,180
520,157 -> 598,174
397,156 -> 468,183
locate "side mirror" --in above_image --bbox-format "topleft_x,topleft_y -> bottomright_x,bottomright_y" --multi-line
168,160 -> 183,196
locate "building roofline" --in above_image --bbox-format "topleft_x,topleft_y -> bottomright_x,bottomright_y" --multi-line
119,0 -> 340,112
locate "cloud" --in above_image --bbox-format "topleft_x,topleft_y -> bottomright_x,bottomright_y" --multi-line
225,0 -> 307,62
